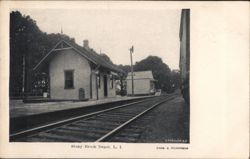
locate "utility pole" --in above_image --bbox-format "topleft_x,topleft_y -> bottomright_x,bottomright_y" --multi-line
23,52 -> 29,101
22,54 -> 25,99
129,46 -> 134,96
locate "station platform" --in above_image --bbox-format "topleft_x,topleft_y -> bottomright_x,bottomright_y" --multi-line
9,95 -> 153,118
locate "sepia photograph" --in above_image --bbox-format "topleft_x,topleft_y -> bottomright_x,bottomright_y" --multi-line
9,8 -> 190,143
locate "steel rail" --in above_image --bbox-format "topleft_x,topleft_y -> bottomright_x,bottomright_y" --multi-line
95,97 -> 173,142
10,96 -> 163,141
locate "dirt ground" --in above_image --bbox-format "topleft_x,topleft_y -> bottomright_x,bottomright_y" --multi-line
138,94 -> 189,143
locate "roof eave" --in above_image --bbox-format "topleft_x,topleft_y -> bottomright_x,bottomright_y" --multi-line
33,40 -> 64,71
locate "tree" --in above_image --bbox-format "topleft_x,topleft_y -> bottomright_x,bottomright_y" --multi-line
116,64 -> 131,96
117,65 -> 131,76
170,69 -> 181,92
10,11 -> 74,97
99,53 -> 113,64
133,56 -> 172,92
10,11 -> 41,96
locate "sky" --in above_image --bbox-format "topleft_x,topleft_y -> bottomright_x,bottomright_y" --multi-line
15,8 -> 181,70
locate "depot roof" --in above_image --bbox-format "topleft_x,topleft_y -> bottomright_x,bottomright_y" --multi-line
126,71 -> 155,80
33,39 -> 123,73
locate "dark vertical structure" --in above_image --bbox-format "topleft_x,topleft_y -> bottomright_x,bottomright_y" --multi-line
90,73 -> 92,99
96,73 -> 99,100
179,9 -> 190,143
103,75 -> 108,97
129,46 -> 134,96
23,45 -> 30,100
179,9 -> 190,104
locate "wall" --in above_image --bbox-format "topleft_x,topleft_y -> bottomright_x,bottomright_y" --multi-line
49,49 -> 91,100
126,79 -> 150,95
107,74 -> 116,97
97,73 -> 116,99
90,72 -> 97,100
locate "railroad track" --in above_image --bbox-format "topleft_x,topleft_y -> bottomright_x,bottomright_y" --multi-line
11,95 -> 175,142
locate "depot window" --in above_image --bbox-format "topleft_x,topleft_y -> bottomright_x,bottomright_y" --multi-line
64,70 -> 74,89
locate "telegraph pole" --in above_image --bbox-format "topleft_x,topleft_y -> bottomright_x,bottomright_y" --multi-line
129,46 -> 134,96
22,54 -> 26,99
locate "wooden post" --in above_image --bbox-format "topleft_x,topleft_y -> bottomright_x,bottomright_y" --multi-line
22,54 -> 25,99
90,72 -> 92,99
130,49 -> 134,96
23,52 -> 29,101
96,72 -> 99,100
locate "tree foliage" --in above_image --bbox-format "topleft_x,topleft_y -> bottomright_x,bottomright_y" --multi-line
118,56 -> 181,93
134,56 -> 172,92
10,11 -> 74,96
99,53 -> 113,64
170,69 -> 181,91
117,65 -> 131,76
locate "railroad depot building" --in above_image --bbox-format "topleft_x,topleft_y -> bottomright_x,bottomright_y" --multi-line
34,39 -> 123,100
126,71 -> 156,96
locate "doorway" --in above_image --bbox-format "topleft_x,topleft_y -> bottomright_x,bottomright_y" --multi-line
103,75 -> 108,97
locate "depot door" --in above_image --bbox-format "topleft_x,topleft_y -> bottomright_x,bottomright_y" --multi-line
103,75 -> 108,97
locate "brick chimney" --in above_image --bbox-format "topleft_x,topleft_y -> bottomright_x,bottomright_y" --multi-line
83,40 -> 90,51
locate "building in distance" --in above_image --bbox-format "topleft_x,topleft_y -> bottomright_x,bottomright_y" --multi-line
126,71 -> 156,96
